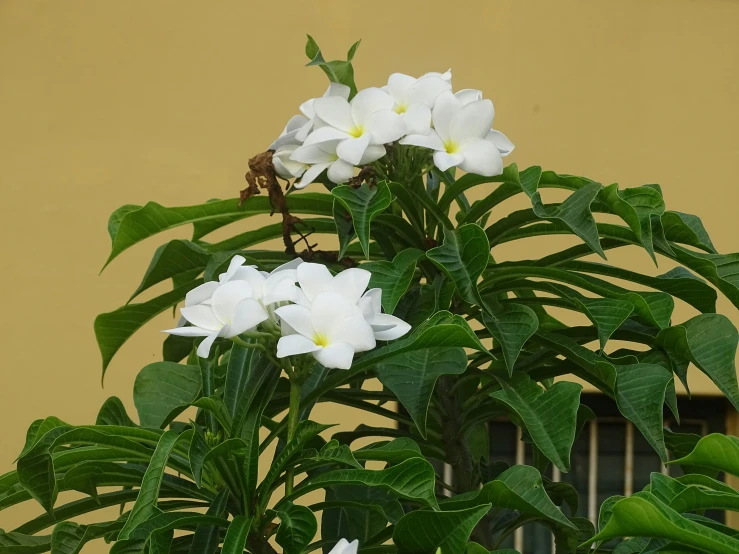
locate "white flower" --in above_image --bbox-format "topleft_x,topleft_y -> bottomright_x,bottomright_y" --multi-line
275,291 -> 376,369
273,144 -> 308,180
385,73 -> 451,135
268,114 -> 309,151
295,82 -> 351,142
400,90 -> 504,176
289,142 -> 356,188
455,89 -> 483,105
222,256 -> 303,307
423,68 -> 452,82
357,289 -> 411,340
304,88 -> 405,165
327,539 -> 359,554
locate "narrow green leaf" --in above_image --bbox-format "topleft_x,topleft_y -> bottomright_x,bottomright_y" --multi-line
490,374 -> 581,472
332,181 -> 393,259
333,201 -> 355,258
94,278 -> 202,376
315,440 -> 362,469
221,516 -> 252,554
378,347 -> 467,438
133,362 -> 201,428
193,396 -> 233,436
187,489 -> 228,554
118,429 -> 180,539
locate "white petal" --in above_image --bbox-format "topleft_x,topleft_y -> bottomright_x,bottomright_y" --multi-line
402,104 -> 432,136
336,133 -> 371,166
455,89 -> 483,105
295,120 -> 314,143
162,325 -> 211,337
356,296 -> 376,322
291,143 -> 337,164
302,126 -> 351,147
458,138 -> 504,177
211,281 -> 253,324
230,266 -> 267,298
324,82 -> 351,100
277,334 -> 321,358
424,69 -> 452,82
313,96 -> 355,133
219,255 -> 247,283
226,298 -> 269,337
274,304 -> 315,337
299,98 -> 317,120
363,288 -> 383,314
358,144 -> 386,164
295,287 -> 312,307
297,262 -> 334,300
433,151 -> 464,172
408,76 -> 451,107
196,331 -> 220,358
450,99 -> 494,142
328,268 -> 371,304
399,131 -> 445,151
314,342 -> 355,370
486,129 -> 515,156
431,90 -> 462,141
284,114 -> 309,133
327,539 -> 351,554
180,305 -> 223,332
273,157 -> 294,179
372,313 -> 412,340
269,129 -> 300,151
185,281 -> 219,307
364,110 -> 406,145
351,87 -> 395,124
310,291 -> 356,336
327,159 -> 355,184
387,73 -> 416,104
328,315 -> 376,352
271,258 -> 303,273
262,275 -> 298,305
295,162 -> 331,189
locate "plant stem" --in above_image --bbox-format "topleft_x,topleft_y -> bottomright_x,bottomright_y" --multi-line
284,378 -> 302,496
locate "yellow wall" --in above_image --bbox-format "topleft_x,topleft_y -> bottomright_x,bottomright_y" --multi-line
2,0 -> 739,541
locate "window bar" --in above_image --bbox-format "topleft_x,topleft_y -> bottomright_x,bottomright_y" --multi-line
515,426 -> 525,552
551,464 -> 561,553
443,463 -> 453,498
624,421 -> 634,497
588,420 -> 598,525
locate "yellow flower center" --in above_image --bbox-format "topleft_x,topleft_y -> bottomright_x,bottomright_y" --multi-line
444,140 -> 460,154
314,334 -> 330,347
349,125 -> 365,138
394,103 -> 407,114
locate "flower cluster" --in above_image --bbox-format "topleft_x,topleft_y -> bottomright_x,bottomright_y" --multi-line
270,70 -> 513,188
164,256 -> 410,369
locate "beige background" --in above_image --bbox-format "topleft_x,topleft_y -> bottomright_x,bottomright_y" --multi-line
2,0 -> 739,542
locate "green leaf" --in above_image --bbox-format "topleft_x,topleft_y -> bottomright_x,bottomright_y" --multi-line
193,396 -> 233,435
0,530 -> 50,552
377,347 -> 467,438
96,397 -> 137,427
221,516 -> 252,554
585,492 -> 739,554
354,438 -> 424,464
332,182 -> 393,259
104,193 -> 333,267
668,433 -> 739,477
122,511 -> 228,541
333,201 -> 355,258
94,278 -> 202,376
670,246 -> 739,310
118,430 -> 181,540
441,465 -> 576,531
482,304 -> 539,374
574,296 -> 634,350
315,440 -> 362,469
128,240 -> 210,302
393,504 -> 491,554
362,248 -> 425,313
305,35 -> 360,97
188,425 -> 210,488
50,520 -> 122,554
274,502 -> 317,554
285,457 -> 438,509
426,224 -> 490,306
490,374 -> 581,472
615,364 -> 672,461
656,314 -> 739,410
650,472 -> 739,514
661,211 -> 716,253
133,362 -> 201,428
188,489 -> 228,554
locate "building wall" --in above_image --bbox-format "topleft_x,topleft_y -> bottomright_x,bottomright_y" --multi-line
2,0 -> 739,540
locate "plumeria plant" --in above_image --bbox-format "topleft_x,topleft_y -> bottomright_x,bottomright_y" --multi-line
3,36 -> 739,554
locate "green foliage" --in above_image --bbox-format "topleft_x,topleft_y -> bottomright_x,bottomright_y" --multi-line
5,39 -> 739,554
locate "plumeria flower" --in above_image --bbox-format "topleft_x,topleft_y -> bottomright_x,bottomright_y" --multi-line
303,88 -> 405,165
163,280 -> 268,358
423,68 -> 452,82
327,539 -> 359,554
357,289 -> 411,340
400,90 -> 504,176
454,88 -> 483,105
275,291 -> 376,369
289,142 -> 356,188
222,256 -> 303,308
295,82 -> 351,142
385,73 -> 451,135
268,114 -> 309,151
